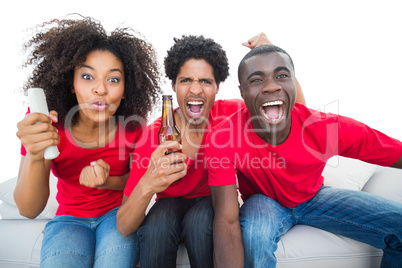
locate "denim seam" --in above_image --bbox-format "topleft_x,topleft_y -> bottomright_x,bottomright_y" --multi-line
301,214 -> 390,236
94,244 -> 137,260
41,251 -> 92,262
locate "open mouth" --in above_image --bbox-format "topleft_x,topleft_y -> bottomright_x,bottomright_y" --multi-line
186,100 -> 204,118
91,101 -> 109,112
260,100 -> 285,124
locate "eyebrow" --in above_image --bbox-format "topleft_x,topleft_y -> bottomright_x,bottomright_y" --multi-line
79,64 -> 123,74
246,71 -> 264,80
246,67 -> 291,80
274,66 -> 291,73
178,76 -> 214,82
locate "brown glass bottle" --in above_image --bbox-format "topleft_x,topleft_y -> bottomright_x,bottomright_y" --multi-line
158,95 -> 182,155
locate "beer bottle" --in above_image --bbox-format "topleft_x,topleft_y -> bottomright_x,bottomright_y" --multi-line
158,95 -> 181,154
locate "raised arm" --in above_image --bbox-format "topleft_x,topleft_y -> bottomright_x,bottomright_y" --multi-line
211,184 -> 244,267
242,32 -> 306,105
14,111 -> 59,219
391,155 -> 402,169
116,141 -> 187,237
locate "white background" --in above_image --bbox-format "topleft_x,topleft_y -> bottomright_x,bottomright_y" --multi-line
1,0 -> 402,183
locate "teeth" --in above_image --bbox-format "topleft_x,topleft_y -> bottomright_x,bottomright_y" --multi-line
262,100 -> 283,106
188,101 -> 203,105
261,101 -> 284,122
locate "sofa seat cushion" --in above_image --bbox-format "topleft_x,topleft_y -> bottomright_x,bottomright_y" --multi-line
0,220 -> 383,268
0,219 -> 191,268
0,219 -> 47,267
275,225 -> 382,267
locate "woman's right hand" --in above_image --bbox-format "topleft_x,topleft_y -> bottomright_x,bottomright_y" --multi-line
16,110 -> 59,161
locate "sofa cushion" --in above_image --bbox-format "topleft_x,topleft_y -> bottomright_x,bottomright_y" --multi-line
322,156 -> 377,191
0,219 -> 47,267
275,225 -> 382,267
0,177 -> 18,206
0,218 -> 190,268
362,165 -> 402,203
0,174 -> 58,220
0,202 -> 42,220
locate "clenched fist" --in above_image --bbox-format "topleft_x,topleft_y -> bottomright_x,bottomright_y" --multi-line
79,159 -> 110,189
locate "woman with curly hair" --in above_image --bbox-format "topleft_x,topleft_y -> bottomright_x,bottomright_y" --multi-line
14,15 -> 161,267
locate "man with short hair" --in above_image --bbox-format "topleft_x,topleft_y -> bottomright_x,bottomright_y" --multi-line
207,44 -> 402,268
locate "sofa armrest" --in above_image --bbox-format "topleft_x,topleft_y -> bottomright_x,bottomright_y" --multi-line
362,166 -> 402,203
0,219 -> 48,267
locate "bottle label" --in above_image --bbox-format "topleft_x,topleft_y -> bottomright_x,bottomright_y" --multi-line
159,133 -> 182,154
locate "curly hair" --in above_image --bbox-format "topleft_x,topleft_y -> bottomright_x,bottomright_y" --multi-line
164,35 -> 229,85
22,15 -> 161,130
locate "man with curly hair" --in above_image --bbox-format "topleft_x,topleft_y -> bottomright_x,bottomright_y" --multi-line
117,33 -> 305,267
14,15 -> 161,267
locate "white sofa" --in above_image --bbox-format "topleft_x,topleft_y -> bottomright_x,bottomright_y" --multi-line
1,156 -> 401,268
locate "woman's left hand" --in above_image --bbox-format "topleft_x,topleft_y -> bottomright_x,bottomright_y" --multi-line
79,159 -> 110,188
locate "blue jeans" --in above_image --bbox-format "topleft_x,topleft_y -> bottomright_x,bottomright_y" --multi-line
40,207 -> 139,268
138,196 -> 214,268
239,186 -> 402,268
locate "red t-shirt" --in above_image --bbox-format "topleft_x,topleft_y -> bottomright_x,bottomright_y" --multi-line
21,121 -> 141,218
207,103 -> 402,207
124,99 -> 245,199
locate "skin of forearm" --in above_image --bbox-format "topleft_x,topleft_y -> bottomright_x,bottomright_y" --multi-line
213,220 -> 244,268
96,172 -> 130,190
391,155 -> 402,169
116,181 -> 155,237
14,156 -> 51,219
213,218 -> 244,267
295,79 -> 306,105
210,185 -> 244,267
